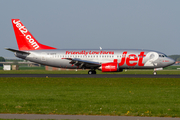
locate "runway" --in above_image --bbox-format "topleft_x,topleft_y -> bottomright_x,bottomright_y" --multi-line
0,114 -> 179,120
0,74 -> 180,78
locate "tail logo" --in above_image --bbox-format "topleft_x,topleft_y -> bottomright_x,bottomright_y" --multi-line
13,20 -> 39,49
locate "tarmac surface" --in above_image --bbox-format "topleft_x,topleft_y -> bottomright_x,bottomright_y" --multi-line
0,114 -> 180,120
0,74 -> 180,78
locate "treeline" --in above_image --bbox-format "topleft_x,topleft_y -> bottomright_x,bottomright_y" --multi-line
0,56 -> 24,66
168,55 -> 180,61
0,57 -> 23,62
0,57 -> 5,62
0,57 -> 5,67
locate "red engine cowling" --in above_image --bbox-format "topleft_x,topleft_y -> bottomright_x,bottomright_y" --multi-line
100,62 -> 119,72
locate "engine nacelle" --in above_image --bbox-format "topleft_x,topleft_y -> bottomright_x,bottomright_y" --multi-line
99,62 -> 123,72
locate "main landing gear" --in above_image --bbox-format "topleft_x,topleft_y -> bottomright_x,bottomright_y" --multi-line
88,70 -> 96,74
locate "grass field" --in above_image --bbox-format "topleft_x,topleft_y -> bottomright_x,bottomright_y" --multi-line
0,65 -> 180,75
164,65 -> 180,70
1,69 -> 180,75
0,77 -> 180,117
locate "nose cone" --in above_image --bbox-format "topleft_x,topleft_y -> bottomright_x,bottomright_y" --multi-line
168,58 -> 175,66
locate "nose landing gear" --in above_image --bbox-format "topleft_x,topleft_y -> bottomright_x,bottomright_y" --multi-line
153,71 -> 157,75
88,70 -> 96,74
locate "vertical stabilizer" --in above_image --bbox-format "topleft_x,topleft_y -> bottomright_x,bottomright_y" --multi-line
12,19 -> 56,50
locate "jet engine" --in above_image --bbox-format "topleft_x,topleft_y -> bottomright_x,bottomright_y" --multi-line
98,62 -> 123,72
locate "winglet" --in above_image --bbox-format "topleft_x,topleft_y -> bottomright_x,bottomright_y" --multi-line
11,19 -> 56,50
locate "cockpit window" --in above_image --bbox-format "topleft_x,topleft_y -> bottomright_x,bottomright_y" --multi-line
159,54 -> 167,57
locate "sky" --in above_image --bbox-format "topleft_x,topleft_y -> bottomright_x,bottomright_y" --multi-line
0,0 -> 180,58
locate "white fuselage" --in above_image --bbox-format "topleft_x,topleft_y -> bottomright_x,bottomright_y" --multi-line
15,49 -> 175,70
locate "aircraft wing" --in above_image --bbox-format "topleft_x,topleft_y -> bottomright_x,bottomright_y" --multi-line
63,58 -> 101,68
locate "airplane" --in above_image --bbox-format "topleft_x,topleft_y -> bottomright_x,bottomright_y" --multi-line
6,19 -> 175,75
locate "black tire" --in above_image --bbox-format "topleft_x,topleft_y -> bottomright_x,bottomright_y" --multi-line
153,71 -> 157,75
88,70 -> 92,74
88,70 -> 96,74
93,70 -> 96,74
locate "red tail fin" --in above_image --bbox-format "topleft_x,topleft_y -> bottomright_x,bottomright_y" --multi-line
11,19 -> 56,50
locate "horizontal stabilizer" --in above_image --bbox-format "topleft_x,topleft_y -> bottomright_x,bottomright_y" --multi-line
5,48 -> 30,54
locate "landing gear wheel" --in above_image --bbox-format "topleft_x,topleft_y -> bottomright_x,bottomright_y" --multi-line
153,71 -> 157,75
88,70 -> 96,74
92,71 -> 96,74
88,70 -> 93,74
